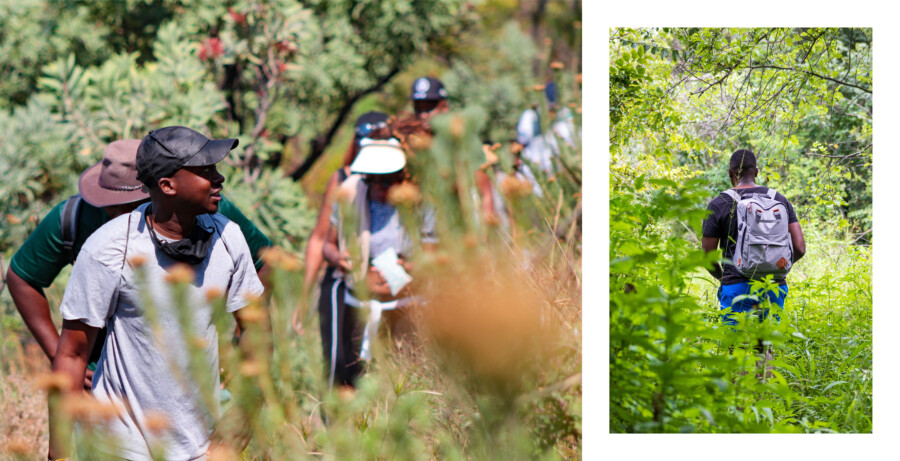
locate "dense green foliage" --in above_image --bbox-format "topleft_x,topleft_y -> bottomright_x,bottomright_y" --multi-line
0,0 -> 478,253
610,28 -> 871,433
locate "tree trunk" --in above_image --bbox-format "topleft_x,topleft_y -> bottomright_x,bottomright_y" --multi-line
289,65 -> 402,181
530,0 -> 549,77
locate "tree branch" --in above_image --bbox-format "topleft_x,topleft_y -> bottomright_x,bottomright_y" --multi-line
288,64 -> 402,181
802,144 -> 871,160
747,65 -> 871,94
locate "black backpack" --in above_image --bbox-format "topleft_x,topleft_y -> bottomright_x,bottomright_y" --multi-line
60,195 -> 83,264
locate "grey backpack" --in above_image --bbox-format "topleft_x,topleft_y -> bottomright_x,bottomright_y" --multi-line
723,188 -> 793,279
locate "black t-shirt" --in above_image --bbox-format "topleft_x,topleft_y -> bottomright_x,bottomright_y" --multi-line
702,186 -> 798,285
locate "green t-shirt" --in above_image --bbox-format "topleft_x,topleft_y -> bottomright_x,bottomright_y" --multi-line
10,195 -> 272,288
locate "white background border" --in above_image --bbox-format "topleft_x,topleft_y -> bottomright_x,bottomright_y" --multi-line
588,2 -> 890,459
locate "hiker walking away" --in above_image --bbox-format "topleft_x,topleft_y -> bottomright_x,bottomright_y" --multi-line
6,140 -> 271,390
513,81 -> 576,176
402,76 -> 499,225
304,111 -> 392,389
49,126 -> 265,460
410,76 -> 450,123
701,149 -> 806,358
304,112 -> 392,288
322,139 -> 436,382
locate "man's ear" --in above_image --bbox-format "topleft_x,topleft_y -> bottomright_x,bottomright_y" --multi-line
157,177 -> 177,196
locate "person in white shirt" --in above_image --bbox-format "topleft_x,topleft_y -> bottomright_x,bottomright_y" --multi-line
49,126 -> 264,461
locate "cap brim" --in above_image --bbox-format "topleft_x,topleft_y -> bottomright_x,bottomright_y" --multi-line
349,145 -> 406,175
183,138 -> 239,167
78,161 -> 150,208
411,93 -> 445,100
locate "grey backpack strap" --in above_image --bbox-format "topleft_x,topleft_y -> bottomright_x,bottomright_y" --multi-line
60,195 -> 83,264
766,188 -> 777,199
722,189 -> 741,203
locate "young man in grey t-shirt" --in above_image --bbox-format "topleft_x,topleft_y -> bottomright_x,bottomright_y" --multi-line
49,126 -> 265,460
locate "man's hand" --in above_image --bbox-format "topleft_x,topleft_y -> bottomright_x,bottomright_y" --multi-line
366,259 -> 414,300
336,251 -> 353,273
510,141 -> 524,154
366,266 -> 393,297
83,368 -> 94,391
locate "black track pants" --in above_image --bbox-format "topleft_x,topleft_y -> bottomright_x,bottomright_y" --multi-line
317,267 -> 364,388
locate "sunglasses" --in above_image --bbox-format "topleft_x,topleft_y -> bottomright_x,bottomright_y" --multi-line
413,99 -> 442,115
363,173 -> 404,186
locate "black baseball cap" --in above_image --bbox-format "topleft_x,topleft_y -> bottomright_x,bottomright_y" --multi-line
410,76 -> 448,101
136,126 -> 238,187
354,111 -> 389,138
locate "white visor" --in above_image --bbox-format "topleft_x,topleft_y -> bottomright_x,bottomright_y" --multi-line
350,138 -> 406,175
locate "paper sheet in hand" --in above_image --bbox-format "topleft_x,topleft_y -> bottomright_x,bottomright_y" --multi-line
371,248 -> 413,296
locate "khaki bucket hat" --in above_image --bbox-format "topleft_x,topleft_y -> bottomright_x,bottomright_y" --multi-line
78,139 -> 149,207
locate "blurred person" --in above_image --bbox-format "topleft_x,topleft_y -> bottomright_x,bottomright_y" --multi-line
506,139 -> 543,198
410,76 -> 449,122
6,139 -> 271,391
478,140 -> 520,229
303,111 -> 391,390
403,76 -> 499,225
513,81 -> 576,175
304,111 -> 391,288
49,126 -> 265,460
322,139 -> 436,386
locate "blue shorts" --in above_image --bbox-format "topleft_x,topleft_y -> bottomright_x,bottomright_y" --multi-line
717,282 -> 787,326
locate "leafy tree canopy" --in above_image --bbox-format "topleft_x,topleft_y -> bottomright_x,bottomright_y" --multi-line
611,27 -> 871,236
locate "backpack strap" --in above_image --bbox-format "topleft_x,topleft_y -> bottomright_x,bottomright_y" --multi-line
208,215 -> 235,266
60,195 -> 83,264
722,189 -> 741,204
122,212 -> 131,269
766,188 -> 777,199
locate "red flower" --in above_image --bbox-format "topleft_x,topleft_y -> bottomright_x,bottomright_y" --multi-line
199,37 -> 224,62
228,7 -> 247,26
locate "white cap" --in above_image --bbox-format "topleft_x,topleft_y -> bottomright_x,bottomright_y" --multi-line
349,138 -> 406,174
